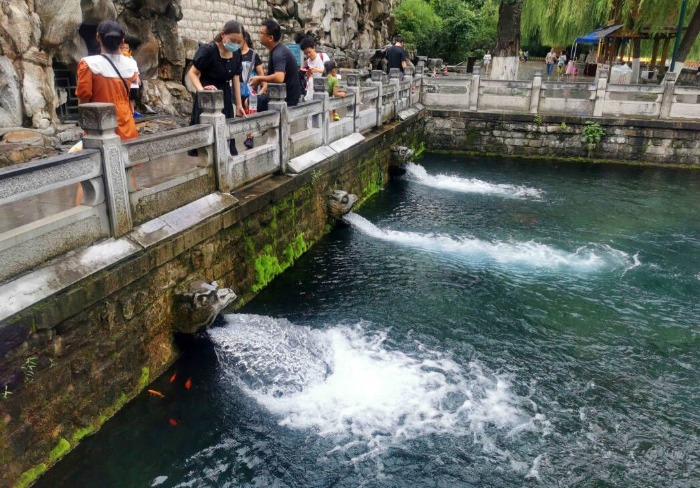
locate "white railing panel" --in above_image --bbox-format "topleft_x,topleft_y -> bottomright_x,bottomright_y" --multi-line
125,125 -> 213,166
0,150 -> 102,206
669,86 -> 700,119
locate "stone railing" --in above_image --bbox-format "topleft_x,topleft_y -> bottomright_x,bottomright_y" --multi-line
422,66 -> 700,120
0,76 -> 422,286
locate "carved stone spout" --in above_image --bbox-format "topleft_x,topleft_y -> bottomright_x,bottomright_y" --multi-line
173,280 -> 237,334
327,190 -> 358,219
391,145 -> 415,165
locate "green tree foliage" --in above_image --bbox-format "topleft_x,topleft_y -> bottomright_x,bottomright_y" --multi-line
395,0 -> 499,63
395,0 -> 443,53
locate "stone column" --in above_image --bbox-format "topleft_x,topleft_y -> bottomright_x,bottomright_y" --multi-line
405,67 -> 416,107
371,70 -> 384,128
267,83 -> 289,173
470,65 -> 481,111
346,73 -> 361,132
530,69 -> 542,114
659,72 -> 677,119
593,68 -> 609,117
416,61 -> 425,104
313,77 -> 330,145
389,68 -> 401,114
197,91 -> 230,191
80,103 -> 132,237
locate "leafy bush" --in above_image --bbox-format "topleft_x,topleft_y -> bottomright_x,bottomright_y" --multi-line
583,121 -> 605,145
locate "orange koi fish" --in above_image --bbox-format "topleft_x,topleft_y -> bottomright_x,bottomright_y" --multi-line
184,378 -> 192,390
169,372 -> 177,383
147,389 -> 165,398
168,418 -> 179,426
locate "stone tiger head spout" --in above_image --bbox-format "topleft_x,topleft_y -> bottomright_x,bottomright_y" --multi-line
173,280 -> 237,334
327,189 -> 358,220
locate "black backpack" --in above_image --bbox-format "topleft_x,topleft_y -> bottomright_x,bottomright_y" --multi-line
299,66 -> 308,97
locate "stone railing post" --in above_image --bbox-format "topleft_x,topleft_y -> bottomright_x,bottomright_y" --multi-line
80,103 -> 132,237
389,68 -> 401,114
470,65 -> 481,111
405,66 -> 416,106
267,83 -> 289,173
313,77 -> 330,145
403,66 -> 416,107
659,72 -> 677,119
346,73 -> 361,132
592,69 -> 608,117
530,69 -> 543,114
371,70 -> 384,127
197,90 -> 229,191
416,61 -> 425,104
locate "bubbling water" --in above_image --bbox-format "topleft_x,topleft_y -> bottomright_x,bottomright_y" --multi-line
209,314 -> 546,465
343,212 -> 632,272
404,162 -> 545,200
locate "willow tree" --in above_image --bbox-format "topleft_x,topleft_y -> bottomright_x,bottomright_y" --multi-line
521,0 -> 700,72
491,0 -> 524,79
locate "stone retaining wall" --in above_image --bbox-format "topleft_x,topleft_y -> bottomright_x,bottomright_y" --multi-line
0,116 -> 423,488
424,111 -> 700,166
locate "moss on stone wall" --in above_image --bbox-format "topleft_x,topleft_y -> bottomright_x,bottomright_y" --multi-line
48,438 -> 70,464
14,464 -> 47,488
252,246 -> 284,293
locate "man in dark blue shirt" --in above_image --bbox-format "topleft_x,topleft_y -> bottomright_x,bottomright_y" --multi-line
249,19 -> 302,110
385,36 -> 408,74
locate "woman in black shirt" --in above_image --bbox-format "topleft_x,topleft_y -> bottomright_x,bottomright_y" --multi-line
187,20 -> 246,155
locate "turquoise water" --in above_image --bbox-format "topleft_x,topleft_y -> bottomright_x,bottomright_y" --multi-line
37,154 -> 699,487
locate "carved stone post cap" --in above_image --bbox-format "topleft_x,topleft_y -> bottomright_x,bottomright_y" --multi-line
268,83 -> 287,101
389,68 -> 401,79
79,103 -> 117,132
417,56 -> 428,62
371,70 -> 384,82
198,90 -> 224,112
404,67 -> 415,77
472,65 -> 482,75
534,69 -> 543,78
313,76 -> 329,92
346,73 -> 360,86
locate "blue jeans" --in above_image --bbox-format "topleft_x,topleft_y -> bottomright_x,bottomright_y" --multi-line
546,63 -> 554,76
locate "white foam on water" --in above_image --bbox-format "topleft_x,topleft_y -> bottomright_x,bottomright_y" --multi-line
210,314 -> 544,465
404,162 -> 545,200
344,212 -> 630,271
150,475 -> 168,487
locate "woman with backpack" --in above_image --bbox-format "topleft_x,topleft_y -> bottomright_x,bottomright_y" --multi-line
76,20 -> 139,141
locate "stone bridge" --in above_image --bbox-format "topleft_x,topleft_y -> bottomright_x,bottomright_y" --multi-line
1,65 -> 700,487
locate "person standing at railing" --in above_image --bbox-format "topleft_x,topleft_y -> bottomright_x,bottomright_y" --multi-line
76,20 -> 139,141
324,60 -> 346,121
386,36 -> 408,79
187,20 -> 246,156
240,28 -> 264,113
545,49 -> 556,78
240,29 -> 264,149
482,50 -> 492,76
300,37 -> 330,102
249,19 -> 303,111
